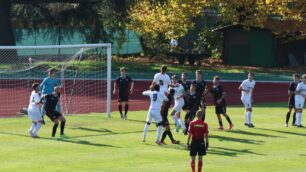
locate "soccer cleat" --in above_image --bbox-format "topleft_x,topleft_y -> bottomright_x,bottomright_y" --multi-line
172,140 -> 180,144
120,114 -> 124,119
229,124 -> 234,130
28,129 -> 33,136
160,141 -> 167,145
285,123 -> 288,127
32,135 -> 40,139
218,126 -> 224,130
155,141 -> 164,145
248,123 -> 255,128
297,125 -> 304,128
142,138 -> 146,142
244,123 -> 249,126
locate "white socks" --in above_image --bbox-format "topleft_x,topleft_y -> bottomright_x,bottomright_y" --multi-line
143,124 -> 150,140
172,115 -> 179,126
29,123 -> 36,133
156,126 -> 162,141
247,111 -> 252,124
33,123 -> 42,136
178,118 -> 186,129
295,113 -> 302,126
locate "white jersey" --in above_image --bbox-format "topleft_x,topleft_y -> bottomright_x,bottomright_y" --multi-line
296,82 -> 306,97
172,83 -> 185,99
153,73 -> 171,92
28,91 -> 41,110
240,79 -> 256,97
143,90 -> 168,111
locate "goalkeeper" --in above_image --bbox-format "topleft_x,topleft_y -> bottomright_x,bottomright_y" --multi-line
40,68 -> 61,124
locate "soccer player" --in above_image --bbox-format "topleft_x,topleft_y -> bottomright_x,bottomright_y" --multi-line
170,75 -> 186,133
209,76 -> 233,130
294,74 -> 306,127
184,83 -> 200,135
27,83 -> 43,138
40,86 -> 66,138
285,73 -> 300,127
160,88 -> 180,144
113,67 -> 134,119
239,72 -> 256,128
142,84 -> 168,145
40,68 -> 61,123
178,72 -> 191,111
187,111 -> 209,172
192,70 -> 208,121
153,65 -> 171,95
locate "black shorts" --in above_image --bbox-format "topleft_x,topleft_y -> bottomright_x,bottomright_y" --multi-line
46,111 -> 62,121
288,97 -> 295,109
182,98 -> 188,111
185,111 -> 196,121
190,139 -> 206,156
215,105 -> 226,114
118,94 -> 129,102
162,116 -> 170,127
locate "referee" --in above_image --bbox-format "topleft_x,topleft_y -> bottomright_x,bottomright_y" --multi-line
187,111 -> 209,172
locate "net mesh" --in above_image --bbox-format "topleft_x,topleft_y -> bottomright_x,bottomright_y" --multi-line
0,45 -> 110,117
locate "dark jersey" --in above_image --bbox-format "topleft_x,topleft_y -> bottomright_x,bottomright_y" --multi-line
116,76 -> 133,95
192,80 -> 207,98
210,85 -> 226,106
160,89 -> 175,118
178,80 -> 191,92
186,92 -> 200,112
289,82 -> 297,97
44,94 -> 60,112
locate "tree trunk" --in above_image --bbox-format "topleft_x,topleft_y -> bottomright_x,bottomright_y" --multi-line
0,0 -> 15,46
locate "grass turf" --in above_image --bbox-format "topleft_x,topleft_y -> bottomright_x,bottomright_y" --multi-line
0,103 -> 305,172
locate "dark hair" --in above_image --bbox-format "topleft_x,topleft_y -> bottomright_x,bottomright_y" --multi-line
32,83 -> 39,90
154,84 -> 160,91
48,68 -> 57,73
120,67 -> 126,72
248,72 -> 254,76
196,70 -> 202,74
214,75 -> 220,80
182,72 -> 188,76
161,65 -> 167,73
169,88 -> 175,97
171,75 -> 178,80
293,73 -> 300,78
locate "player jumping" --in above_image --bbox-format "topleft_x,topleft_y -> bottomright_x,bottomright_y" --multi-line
239,72 -> 256,128
153,65 -> 171,95
160,88 -> 180,144
142,84 -> 168,145
187,111 -> 209,172
40,86 -> 66,138
209,76 -> 233,130
285,73 -> 300,127
27,83 -> 43,138
113,67 -> 134,119
294,74 -> 306,127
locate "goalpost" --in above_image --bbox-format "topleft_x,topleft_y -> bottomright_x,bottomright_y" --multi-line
0,44 -> 112,117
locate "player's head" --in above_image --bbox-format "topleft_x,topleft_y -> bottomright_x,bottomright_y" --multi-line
181,72 -> 188,81
190,83 -> 196,92
120,67 -> 126,76
213,75 -> 220,85
293,73 -> 300,82
48,68 -> 56,78
302,74 -> 306,83
195,70 -> 202,80
32,83 -> 39,91
54,86 -> 61,94
161,65 -> 167,74
196,111 -> 203,120
171,75 -> 178,84
153,84 -> 160,92
248,72 -> 254,80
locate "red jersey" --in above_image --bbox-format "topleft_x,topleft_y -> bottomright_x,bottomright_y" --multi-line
188,120 -> 208,140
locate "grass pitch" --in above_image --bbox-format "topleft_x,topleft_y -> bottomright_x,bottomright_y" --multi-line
0,103 -> 306,172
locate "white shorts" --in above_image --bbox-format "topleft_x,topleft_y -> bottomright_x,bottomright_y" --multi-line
295,95 -> 305,109
146,109 -> 162,124
241,96 -> 252,108
28,107 -> 42,121
173,98 -> 184,112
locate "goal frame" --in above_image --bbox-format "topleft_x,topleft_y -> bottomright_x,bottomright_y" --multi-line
0,43 -> 112,117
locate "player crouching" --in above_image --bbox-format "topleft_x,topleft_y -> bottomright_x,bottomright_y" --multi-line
40,86 -> 66,138
142,84 -> 168,145
27,83 -> 43,138
187,111 -> 209,172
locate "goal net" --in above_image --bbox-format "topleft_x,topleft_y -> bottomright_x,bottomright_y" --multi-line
0,44 -> 112,117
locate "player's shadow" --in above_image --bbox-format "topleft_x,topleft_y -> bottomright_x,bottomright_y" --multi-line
71,127 -> 113,133
210,135 -> 265,145
0,131 -> 120,148
300,154 -> 306,157
227,129 -> 285,138
208,146 -> 265,157
253,127 -> 306,137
